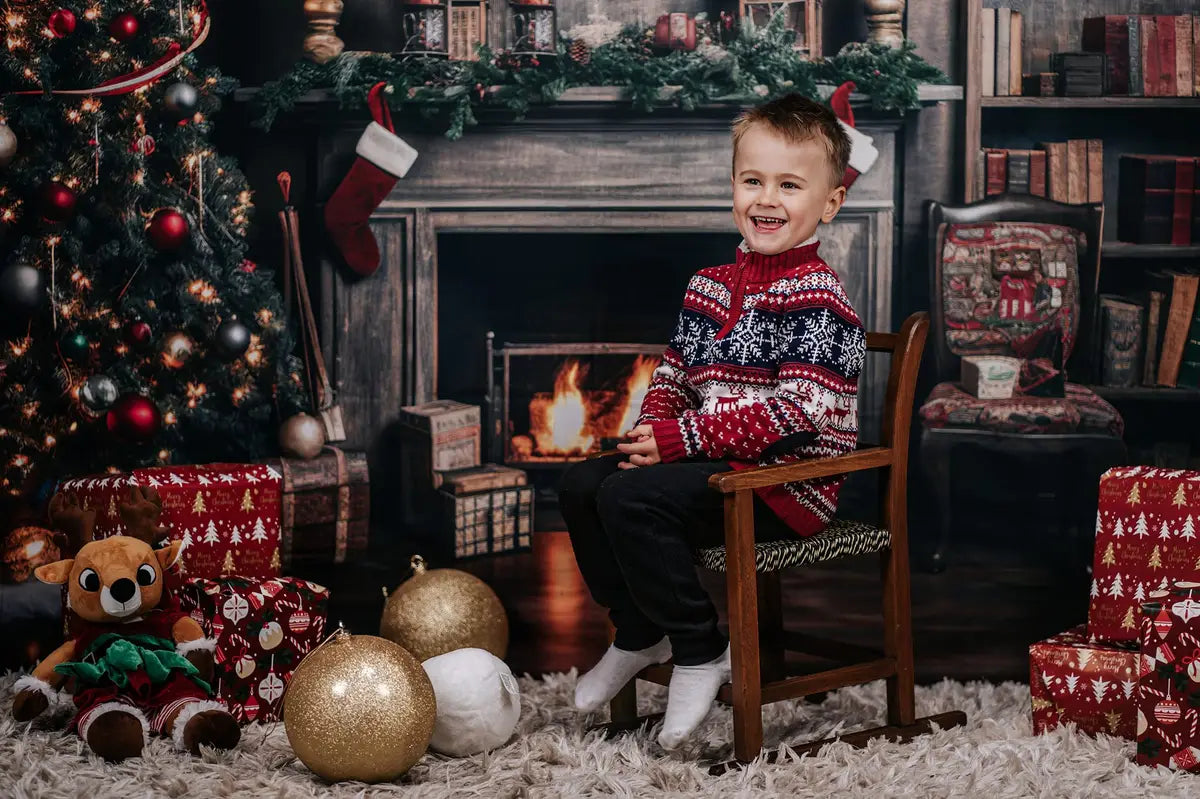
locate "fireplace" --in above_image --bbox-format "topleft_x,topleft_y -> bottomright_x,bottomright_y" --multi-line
310,101 -> 917,537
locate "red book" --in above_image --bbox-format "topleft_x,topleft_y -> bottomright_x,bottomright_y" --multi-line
985,150 -> 1007,196
1082,16 -> 1131,94
1174,158 -> 1195,245
1143,16 -> 1160,96
1157,15 -> 1178,96
1029,150 -> 1047,197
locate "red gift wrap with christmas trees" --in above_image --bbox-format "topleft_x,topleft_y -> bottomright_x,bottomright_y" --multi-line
178,576 -> 329,724
1029,625 -> 1138,739
1136,583 -> 1200,771
57,463 -> 283,580
1089,467 -> 1200,645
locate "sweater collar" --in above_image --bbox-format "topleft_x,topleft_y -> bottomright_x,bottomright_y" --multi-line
735,236 -> 821,280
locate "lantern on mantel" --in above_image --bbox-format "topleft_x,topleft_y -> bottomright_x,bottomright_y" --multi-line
399,0 -> 450,58
739,0 -> 822,61
508,0 -> 556,58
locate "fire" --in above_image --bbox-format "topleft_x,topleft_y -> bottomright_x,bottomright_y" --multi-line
524,355 -> 659,460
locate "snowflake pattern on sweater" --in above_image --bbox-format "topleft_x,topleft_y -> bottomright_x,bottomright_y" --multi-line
636,240 -> 864,536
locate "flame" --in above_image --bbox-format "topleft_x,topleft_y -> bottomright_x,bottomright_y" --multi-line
615,355 -> 659,437
525,355 -> 659,460
535,361 -> 594,456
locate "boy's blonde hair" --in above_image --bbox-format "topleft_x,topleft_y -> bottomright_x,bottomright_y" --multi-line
731,93 -> 851,190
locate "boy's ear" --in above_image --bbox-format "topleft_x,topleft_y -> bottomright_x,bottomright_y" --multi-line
155,540 -> 183,572
821,184 -> 847,224
34,559 -> 75,585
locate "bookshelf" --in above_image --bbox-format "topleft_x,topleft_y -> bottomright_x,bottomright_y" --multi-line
960,0 -> 1200,464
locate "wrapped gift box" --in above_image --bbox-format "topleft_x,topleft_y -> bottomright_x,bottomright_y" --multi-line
1089,467 -> 1200,645
1030,625 -> 1138,739
178,576 -> 329,724
57,464 -> 282,580
1136,583 -> 1200,771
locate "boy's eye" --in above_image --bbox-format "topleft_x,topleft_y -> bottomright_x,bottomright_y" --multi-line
782,182 -> 798,190
743,178 -> 759,185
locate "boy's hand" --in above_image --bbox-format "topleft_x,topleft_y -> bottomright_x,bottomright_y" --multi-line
617,425 -> 661,469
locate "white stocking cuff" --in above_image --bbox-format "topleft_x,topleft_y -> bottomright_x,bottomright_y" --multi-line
357,122 -> 418,178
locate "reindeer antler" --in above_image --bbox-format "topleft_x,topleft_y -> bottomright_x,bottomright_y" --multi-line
47,492 -> 97,556
119,486 -> 170,545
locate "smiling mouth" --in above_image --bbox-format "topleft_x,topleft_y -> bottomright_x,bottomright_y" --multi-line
751,216 -> 786,232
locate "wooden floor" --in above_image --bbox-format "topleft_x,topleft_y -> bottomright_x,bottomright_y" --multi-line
303,523 -> 1092,686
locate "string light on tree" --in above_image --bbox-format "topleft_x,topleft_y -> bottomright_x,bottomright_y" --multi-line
162,332 -> 194,369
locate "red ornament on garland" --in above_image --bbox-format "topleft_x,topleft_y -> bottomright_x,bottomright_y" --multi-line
48,9 -> 77,38
109,13 -> 139,42
147,208 -> 189,252
106,393 -> 161,442
125,320 -> 152,347
40,182 -> 77,222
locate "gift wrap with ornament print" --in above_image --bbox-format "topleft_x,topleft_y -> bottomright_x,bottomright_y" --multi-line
1136,583 -> 1200,771
56,464 -> 283,580
178,576 -> 329,724
1089,467 -> 1200,645
1029,625 -> 1138,739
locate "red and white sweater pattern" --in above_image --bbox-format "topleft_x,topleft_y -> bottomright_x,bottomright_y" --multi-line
637,240 -> 865,536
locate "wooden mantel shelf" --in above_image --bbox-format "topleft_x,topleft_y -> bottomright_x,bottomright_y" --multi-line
233,83 -> 961,115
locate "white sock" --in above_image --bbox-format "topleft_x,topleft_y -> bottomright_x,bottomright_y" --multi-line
658,644 -> 731,750
574,637 -> 672,714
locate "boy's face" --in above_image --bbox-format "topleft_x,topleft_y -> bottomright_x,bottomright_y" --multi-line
731,124 -> 846,255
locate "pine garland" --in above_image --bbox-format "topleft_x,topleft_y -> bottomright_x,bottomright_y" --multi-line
252,16 -> 948,141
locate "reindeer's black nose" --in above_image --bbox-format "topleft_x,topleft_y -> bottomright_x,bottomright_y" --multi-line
109,578 -> 136,603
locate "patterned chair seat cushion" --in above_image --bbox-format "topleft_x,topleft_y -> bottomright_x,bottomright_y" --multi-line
695,519 -> 891,573
919,381 -> 1124,436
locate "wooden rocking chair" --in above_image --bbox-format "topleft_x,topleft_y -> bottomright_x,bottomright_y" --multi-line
596,311 -> 966,771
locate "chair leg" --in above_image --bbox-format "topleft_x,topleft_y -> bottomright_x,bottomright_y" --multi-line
758,572 -> 786,683
609,678 -> 638,725
726,490 -> 763,762
881,543 -> 916,727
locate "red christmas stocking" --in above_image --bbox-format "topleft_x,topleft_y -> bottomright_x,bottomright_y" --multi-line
323,82 -> 418,277
829,81 -> 879,191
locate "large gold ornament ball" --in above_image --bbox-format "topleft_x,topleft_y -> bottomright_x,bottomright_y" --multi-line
381,555 -> 509,662
283,631 -> 436,783
279,412 -> 325,459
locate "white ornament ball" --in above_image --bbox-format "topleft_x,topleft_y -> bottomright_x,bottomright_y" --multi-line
421,647 -> 520,757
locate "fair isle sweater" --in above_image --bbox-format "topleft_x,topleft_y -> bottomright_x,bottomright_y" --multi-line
636,239 -> 866,537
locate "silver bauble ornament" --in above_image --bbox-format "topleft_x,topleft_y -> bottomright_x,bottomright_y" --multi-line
279,413 -> 325,459
163,82 -> 199,120
0,122 -> 16,167
213,316 -> 251,360
80,375 -> 119,413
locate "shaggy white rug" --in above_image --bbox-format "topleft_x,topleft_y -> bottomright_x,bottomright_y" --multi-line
2,672 -> 1197,798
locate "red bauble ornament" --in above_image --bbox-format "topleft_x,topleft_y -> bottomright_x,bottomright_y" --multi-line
48,9 -> 77,38
40,182 -> 77,222
109,13 -> 139,42
106,393 -> 161,442
147,208 -> 189,252
125,320 -> 152,346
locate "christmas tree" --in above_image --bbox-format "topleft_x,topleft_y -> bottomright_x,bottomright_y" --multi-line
202,518 -> 219,544
240,488 -> 253,511
251,516 -> 268,542
229,523 -> 241,545
1101,541 -> 1116,566
1149,545 -> 1162,570
0,4 -> 305,501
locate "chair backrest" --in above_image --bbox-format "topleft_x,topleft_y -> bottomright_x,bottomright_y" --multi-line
870,311 -> 930,455
924,194 -> 1104,386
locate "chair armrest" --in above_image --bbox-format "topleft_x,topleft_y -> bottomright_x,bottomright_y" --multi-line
707,447 -> 893,493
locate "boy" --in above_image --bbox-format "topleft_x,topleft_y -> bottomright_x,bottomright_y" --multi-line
558,93 -> 866,750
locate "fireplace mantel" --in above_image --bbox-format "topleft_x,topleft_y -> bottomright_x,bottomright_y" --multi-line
278,93 -> 957,458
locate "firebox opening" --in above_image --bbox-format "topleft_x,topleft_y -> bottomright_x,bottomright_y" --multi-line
436,231 -> 742,441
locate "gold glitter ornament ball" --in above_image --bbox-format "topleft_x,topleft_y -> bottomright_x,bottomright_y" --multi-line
283,630 -> 436,783
380,555 -> 509,662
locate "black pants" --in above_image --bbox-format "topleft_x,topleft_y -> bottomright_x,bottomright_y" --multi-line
558,454 -> 791,666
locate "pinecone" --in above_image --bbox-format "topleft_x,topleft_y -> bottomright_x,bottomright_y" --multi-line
569,39 -> 591,66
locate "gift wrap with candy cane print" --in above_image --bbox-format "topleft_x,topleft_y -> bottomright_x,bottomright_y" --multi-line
1029,625 -> 1138,739
1089,467 -> 1200,645
56,463 -> 283,580
1137,582 -> 1200,771
178,576 -> 329,724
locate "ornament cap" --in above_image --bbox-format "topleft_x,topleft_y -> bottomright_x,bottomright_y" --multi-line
410,554 -> 427,575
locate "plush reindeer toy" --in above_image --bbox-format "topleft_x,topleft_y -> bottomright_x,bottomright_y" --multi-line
11,487 -> 240,762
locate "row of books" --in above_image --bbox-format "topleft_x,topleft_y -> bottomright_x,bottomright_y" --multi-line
1100,272 -> 1200,389
1117,155 -> 1200,246
980,7 -> 1023,97
1082,15 -> 1200,97
975,141 -> 1102,204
